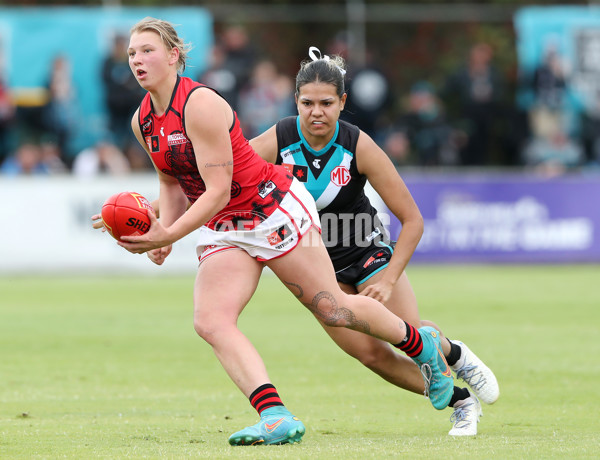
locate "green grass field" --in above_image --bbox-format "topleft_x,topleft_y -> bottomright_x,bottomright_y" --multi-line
1,265 -> 599,459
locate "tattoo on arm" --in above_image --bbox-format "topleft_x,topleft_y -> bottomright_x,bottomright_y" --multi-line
204,161 -> 233,168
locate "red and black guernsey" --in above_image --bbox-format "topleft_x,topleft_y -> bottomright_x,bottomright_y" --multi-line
138,76 -> 292,230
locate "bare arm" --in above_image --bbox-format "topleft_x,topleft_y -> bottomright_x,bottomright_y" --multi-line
249,124 -> 278,164
146,122 -> 279,220
356,131 -> 424,300
119,90 -> 233,253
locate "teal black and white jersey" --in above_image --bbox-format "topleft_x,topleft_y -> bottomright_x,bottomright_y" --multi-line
275,116 -> 391,271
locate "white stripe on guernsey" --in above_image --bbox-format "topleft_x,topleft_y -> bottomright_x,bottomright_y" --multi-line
315,150 -> 353,210
280,149 -> 297,165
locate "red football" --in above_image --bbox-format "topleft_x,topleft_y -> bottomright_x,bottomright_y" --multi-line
101,191 -> 154,241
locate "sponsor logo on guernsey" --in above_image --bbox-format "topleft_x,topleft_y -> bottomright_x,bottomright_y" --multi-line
282,164 -> 308,182
365,228 -> 381,242
142,119 -> 153,136
146,135 -> 160,153
281,147 -> 301,159
167,133 -> 189,146
331,166 -> 351,186
258,180 -> 276,198
312,159 -> 321,169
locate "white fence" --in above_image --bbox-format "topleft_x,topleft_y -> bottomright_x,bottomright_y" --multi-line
1,174 -> 200,275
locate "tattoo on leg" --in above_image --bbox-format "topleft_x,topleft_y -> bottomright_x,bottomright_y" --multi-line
308,291 -> 371,334
284,281 -> 304,299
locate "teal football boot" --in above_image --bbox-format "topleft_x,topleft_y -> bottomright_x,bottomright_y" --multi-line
411,326 -> 454,410
228,406 -> 305,446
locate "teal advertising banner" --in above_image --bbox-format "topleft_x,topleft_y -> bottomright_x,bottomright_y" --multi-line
0,7 -> 213,152
514,6 -> 600,116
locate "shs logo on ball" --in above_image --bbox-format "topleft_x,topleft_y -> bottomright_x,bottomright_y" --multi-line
126,216 -> 150,234
101,191 -> 154,241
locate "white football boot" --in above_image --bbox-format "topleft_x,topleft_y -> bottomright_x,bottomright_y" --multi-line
448,390 -> 482,436
451,340 -> 499,404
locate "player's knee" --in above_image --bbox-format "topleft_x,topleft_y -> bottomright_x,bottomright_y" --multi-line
355,344 -> 393,370
193,319 -> 210,342
313,292 -> 354,327
193,313 -> 220,344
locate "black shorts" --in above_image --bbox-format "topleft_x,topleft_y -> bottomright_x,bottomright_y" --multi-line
334,241 -> 395,286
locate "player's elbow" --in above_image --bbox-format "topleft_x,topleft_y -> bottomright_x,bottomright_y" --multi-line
206,184 -> 233,212
399,212 -> 424,240
412,213 -> 424,237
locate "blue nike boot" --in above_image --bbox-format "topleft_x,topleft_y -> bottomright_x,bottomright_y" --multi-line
411,326 -> 454,410
228,406 -> 305,446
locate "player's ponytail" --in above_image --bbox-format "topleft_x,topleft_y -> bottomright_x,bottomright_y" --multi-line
295,46 -> 346,98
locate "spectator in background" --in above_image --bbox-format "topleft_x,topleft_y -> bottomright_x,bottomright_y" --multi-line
274,73 -> 297,120
384,82 -> 460,167
522,43 -> 582,175
216,25 -> 257,110
340,51 -> 392,138
198,43 -> 239,108
42,55 -> 78,163
40,139 -> 68,174
532,44 -> 567,111
0,75 -> 15,166
102,34 -> 148,169
441,42 -> 505,166
1,142 -> 49,175
238,60 -> 295,139
381,130 -> 411,167
72,140 -> 131,178
526,44 -> 574,154
580,89 -> 600,167
522,114 -> 583,176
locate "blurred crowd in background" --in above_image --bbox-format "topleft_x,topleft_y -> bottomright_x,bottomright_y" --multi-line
1,22 -> 598,178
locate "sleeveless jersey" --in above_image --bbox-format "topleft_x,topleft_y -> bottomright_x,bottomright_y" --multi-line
138,76 -> 292,230
275,116 -> 390,270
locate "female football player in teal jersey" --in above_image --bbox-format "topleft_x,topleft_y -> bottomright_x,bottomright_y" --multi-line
249,47 -> 499,436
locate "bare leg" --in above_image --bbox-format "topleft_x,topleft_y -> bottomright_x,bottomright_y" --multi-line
193,248 -> 267,397
266,228 -> 407,344
319,271 -> 427,394
359,270 -> 452,356
321,323 -> 425,394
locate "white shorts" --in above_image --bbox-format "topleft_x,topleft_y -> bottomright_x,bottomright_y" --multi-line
196,178 -> 321,264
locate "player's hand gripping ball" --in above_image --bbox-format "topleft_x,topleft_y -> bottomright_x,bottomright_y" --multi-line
101,191 -> 154,241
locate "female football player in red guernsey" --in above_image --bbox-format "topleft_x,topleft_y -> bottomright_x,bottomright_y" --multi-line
108,17 -> 454,446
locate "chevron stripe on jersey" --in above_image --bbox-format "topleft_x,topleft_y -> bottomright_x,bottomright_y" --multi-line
277,117 -> 355,211
275,116 -> 392,271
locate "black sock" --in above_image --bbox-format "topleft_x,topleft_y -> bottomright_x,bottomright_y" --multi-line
448,386 -> 471,407
393,321 -> 423,357
445,339 -> 462,367
249,383 -> 284,415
